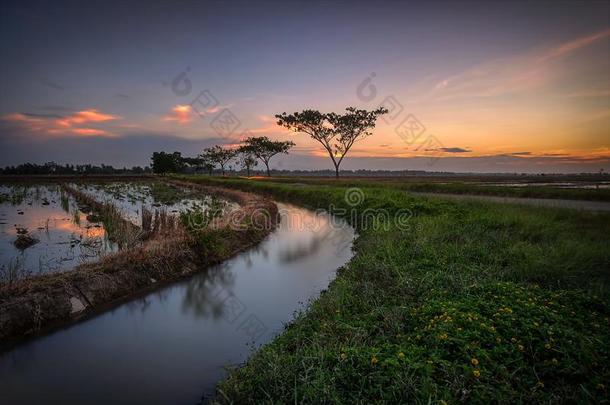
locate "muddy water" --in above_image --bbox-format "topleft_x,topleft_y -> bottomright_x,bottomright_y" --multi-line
0,185 -> 117,279
73,182 -> 237,225
0,203 -> 355,404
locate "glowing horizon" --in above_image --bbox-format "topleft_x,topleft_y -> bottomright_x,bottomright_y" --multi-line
0,1 -> 608,173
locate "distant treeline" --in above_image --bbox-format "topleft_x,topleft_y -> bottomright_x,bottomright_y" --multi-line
0,162 -> 151,175
1,161 -> 607,179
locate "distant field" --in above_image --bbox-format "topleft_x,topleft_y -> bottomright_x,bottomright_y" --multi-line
243,175 -> 610,201
174,175 -> 610,403
2,173 -> 608,201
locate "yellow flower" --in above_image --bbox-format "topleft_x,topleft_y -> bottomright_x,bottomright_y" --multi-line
511,337 -> 517,343
473,370 -> 481,378
371,356 -> 379,365
544,343 -> 551,350
398,352 -> 405,359
340,353 -> 347,360
471,358 -> 479,366
438,333 -> 448,340
518,345 -> 524,352
551,358 -> 558,365
597,383 -> 606,390
496,337 -> 502,343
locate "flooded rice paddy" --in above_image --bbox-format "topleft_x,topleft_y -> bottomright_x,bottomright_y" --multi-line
0,182 -> 233,283
72,182 -> 237,225
0,184 -> 118,281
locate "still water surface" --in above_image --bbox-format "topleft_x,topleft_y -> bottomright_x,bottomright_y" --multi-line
0,203 -> 355,404
0,184 -> 117,279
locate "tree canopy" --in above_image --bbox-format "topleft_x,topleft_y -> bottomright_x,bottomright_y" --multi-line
151,151 -> 185,174
237,145 -> 259,177
241,136 -> 295,177
200,145 -> 236,175
276,107 -> 387,178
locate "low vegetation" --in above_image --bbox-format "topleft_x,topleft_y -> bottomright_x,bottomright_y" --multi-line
61,184 -> 143,248
395,181 -> 610,202
242,176 -> 610,202
171,175 -> 609,403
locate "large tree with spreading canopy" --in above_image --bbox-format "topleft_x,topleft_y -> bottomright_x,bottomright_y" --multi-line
276,107 -> 387,178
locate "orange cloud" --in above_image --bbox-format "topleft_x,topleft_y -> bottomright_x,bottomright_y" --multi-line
71,128 -> 112,137
163,103 -> 235,124
164,104 -> 193,124
1,109 -> 119,137
56,109 -> 119,127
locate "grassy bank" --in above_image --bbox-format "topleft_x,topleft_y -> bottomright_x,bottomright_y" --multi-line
239,176 -> 610,202
394,181 -> 610,202
174,175 -> 610,403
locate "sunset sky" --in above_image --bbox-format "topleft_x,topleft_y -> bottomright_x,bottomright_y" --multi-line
1,0 -> 609,173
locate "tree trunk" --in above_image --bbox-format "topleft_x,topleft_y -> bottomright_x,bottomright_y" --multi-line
335,164 -> 340,179
265,162 -> 270,177
246,166 -> 250,177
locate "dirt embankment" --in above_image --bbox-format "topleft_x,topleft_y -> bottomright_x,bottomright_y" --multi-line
0,184 -> 278,349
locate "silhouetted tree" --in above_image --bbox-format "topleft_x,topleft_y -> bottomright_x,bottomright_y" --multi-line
276,107 -> 387,178
201,161 -> 215,175
151,151 -> 185,174
237,145 -> 259,177
200,145 -> 235,175
242,136 -> 294,177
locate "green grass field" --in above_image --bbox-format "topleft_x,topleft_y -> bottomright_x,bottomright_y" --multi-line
176,175 -> 610,403
238,176 -> 610,202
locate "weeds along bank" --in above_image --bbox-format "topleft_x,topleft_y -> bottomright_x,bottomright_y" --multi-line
0,179 -> 278,347
61,184 -> 144,248
173,175 -> 610,403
